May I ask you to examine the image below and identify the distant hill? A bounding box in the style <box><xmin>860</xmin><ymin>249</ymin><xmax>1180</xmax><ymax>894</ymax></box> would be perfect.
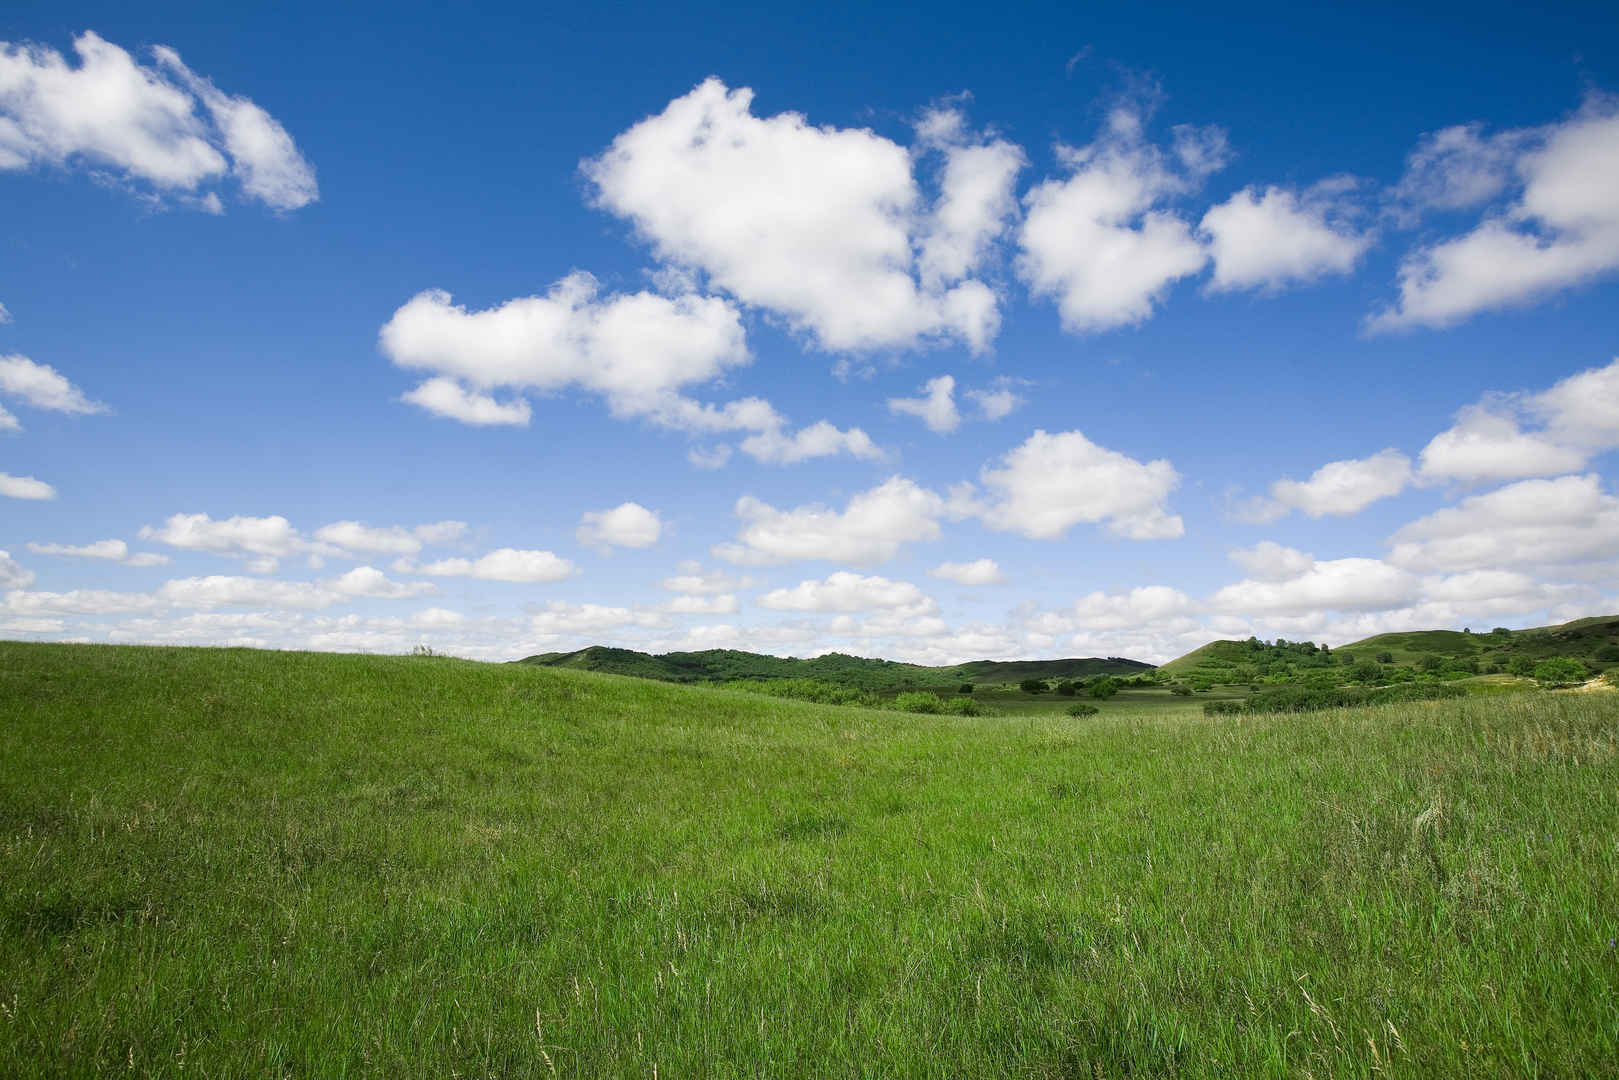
<box><xmin>516</xmin><ymin>646</ymin><xmax>1152</xmax><ymax>691</ymax></box>
<box><xmin>1340</xmin><ymin>614</ymin><xmax>1619</xmax><ymax>667</ymax></box>
<box><xmin>1162</xmin><ymin>614</ymin><xmax>1619</xmax><ymax>680</ymax></box>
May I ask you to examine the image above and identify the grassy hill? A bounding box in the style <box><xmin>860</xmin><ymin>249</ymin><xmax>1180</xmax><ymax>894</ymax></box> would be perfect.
<box><xmin>1162</xmin><ymin>613</ymin><xmax>1619</xmax><ymax>682</ymax></box>
<box><xmin>518</xmin><ymin>644</ymin><xmax>1152</xmax><ymax>690</ymax></box>
<box><xmin>1342</xmin><ymin>614</ymin><xmax>1619</xmax><ymax>667</ymax></box>
<box><xmin>2</xmin><ymin>640</ymin><xmax>1616</xmax><ymax>1076</ymax></box>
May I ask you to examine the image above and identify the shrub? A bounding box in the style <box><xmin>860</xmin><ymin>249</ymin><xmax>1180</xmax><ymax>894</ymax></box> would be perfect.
<box><xmin>941</xmin><ymin>696</ymin><xmax>984</xmax><ymax>716</ymax></box>
<box><xmin>721</xmin><ymin>679</ymin><xmax>882</xmax><ymax>708</ymax></box>
<box><xmin>1533</xmin><ymin>657</ymin><xmax>1588</xmax><ymax>684</ymax></box>
<box><xmin>1088</xmin><ymin>677</ymin><xmax>1119</xmax><ymax>700</ymax></box>
<box><xmin>1202</xmin><ymin>700</ymin><xmax>1244</xmax><ymax>715</ymax></box>
<box><xmin>1055</xmin><ymin>681</ymin><xmax>1077</xmax><ymax>696</ymax></box>
<box><xmin>1376</xmin><ymin>652</ymin><xmax>1395</xmax><ymax>664</ymax></box>
<box><xmin>958</xmin><ymin>683</ymin><xmax>975</xmax><ymax>694</ymax></box>
<box><xmin>1508</xmin><ymin>656</ymin><xmax>1536</xmax><ymax>677</ymax></box>
<box><xmin>1205</xmin><ymin>683</ymin><xmax>1465</xmax><ymax>716</ymax></box>
<box><xmin>1170</xmin><ymin>685</ymin><xmax>1193</xmax><ymax>696</ymax></box>
<box><xmin>893</xmin><ymin>691</ymin><xmax>945</xmax><ymax>714</ymax></box>
<box><xmin>1066</xmin><ymin>703</ymin><xmax>1099</xmax><ymax>717</ymax></box>
<box><xmin>1018</xmin><ymin>679</ymin><xmax>1047</xmax><ymax>694</ymax></box>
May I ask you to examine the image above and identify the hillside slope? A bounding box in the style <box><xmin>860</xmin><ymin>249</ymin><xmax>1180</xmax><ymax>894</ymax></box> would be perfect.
<box><xmin>1163</xmin><ymin>614</ymin><xmax>1619</xmax><ymax>680</ymax></box>
<box><xmin>1</xmin><ymin>641</ymin><xmax>1614</xmax><ymax>1076</ymax></box>
<box><xmin>517</xmin><ymin>645</ymin><xmax>1152</xmax><ymax>689</ymax></box>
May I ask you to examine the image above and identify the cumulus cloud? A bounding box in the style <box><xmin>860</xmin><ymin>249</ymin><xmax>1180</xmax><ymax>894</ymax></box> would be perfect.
<box><xmin>577</xmin><ymin>502</ymin><xmax>662</xmax><ymax>550</ymax></box>
<box><xmin>964</xmin><ymin>378</ymin><xmax>1025</xmax><ymax>421</ymax></box>
<box><xmin>1200</xmin><ymin>180</ymin><xmax>1371</xmax><ymax>292</ymax></box>
<box><xmin>584</xmin><ymin>78</ymin><xmax>1008</xmax><ymax>353</ymax></box>
<box><xmin>1372</xmin><ymin>97</ymin><xmax>1619</xmax><ymax>330</ymax></box>
<box><xmin>1417</xmin><ymin>358</ymin><xmax>1619</xmax><ymax>483</ymax></box>
<box><xmin>150</xmin><ymin>46</ymin><xmax>318</xmax><ymax>211</ymax></box>
<box><xmin>26</xmin><ymin>538</ymin><xmax>168</xmax><ymax>566</ymax></box>
<box><xmin>1228</xmin><ymin>541</ymin><xmax>1317</xmax><ymax>582</ymax></box>
<box><xmin>0</xmin><ymin>472</ymin><xmax>55</xmax><ymax>499</ymax></box>
<box><xmin>1390</xmin><ymin>122</ymin><xmax>1535</xmax><ymax>218</ymax></box>
<box><xmin>0</xmin><ymin>549</ymin><xmax>33</xmax><ymax>588</ymax></box>
<box><xmin>1211</xmin><ymin>556</ymin><xmax>1419</xmax><ymax>615</ymax></box>
<box><xmin>715</xmin><ymin>476</ymin><xmax>947</xmax><ymax>566</ymax></box>
<box><xmin>0</xmin><ymin>301</ymin><xmax>10</xmax><ymax>324</ymax></box>
<box><xmin>661</xmin><ymin>564</ymin><xmax>750</xmax><ymax>595</ymax></box>
<box><xmin>399</xmin><ymin>377</ymin><xmax>532</xmax><ymax>427</ymax></box>
<box><xmin>663</xmin><ymin>593</ymin><xmax>739</xmax><ymax>615</ymax></box>
<box><xmin>736</xmin><ymin>420</ymin><xmax>884</xmax><ymax>464</ymax></box>
<box><xmin>759</xmin><ymin>571</ymin><xmax>938</xmax><ymax>616</ymax></box>
<box><xmin>928</xmin><ymin>558</ymin><xmax>1004</xmax><ymax>585</ymax></box>
<box><xmin>888</xmin><ymin>374</ymin><xmax>961</xmax><ymax>433</ymax></box>
<box><xmin>313</xmin><ymin>520</ymin><xmax>466</xmax><ymax>556</ymax></box>
<box><xmin>0</xmin><ymin>31</ymin><xmax>315</xmax><ymax>209</ymax></box>
<box><xmin>139</xmin><ymin>512</ymin><xmax>305</xmax><ymax>568</ymax></box>
<box><xmin>1017</xmin><ymin>102</ymin><xmax>1221</xmax><ymax>331</ymax></box>
<box><xmin>0</xmin><ymin>354</ymin><xmax>107</xmax><ymax>417</ymax></box>
<box><xmin>414</xmin><ymin>548</ymin><xmax>576</xmax><ymax>583</ymax></box>
<box><xmin>528</xmin><ymin>601</ymin><xmax>664</xmax><ymax>637</ymax></box>
<box><xmin>973</xmin><ymin>429</ymin><xmax>1183</xmax><ymax>540</ymax></box>
<box><xmin>1244</xmin><ymin>449</ymin><xmax>1413</xmax><ymax>521</ymax></box>
<box><xmin>1388</xmin><ymin>473</ymin><xmax>1619</xmax><ymax>572</ymax></box>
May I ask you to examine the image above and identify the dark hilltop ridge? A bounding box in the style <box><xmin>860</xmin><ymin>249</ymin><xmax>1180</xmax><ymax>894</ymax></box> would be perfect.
<box><xmin>519</xmin><ymin>614</ymin><xmax>1619</xmax><ymax>694</ymax></box>
<box><xmin>516</xmin><ymin>646</ymin><xmax>1152</xmax><ymax>691</ymax></box>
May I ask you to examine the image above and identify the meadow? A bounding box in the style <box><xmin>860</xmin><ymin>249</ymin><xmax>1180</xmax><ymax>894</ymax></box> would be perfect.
<box><xmin>2</xmin><ymin>641</ymin><xmax>1616</xmax><ymax>1077</ymax></box>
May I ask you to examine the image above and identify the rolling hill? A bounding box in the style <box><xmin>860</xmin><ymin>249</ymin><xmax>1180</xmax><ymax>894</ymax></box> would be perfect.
<box><xmin>517</xmin><ymin>645</ymin><xmax>1153</xmax><ymax>690</ymax></box>
<box><xmin>1161</xmin><ymin>614</ymin><xmax>1619</xmax><ymax>681</ymax></box>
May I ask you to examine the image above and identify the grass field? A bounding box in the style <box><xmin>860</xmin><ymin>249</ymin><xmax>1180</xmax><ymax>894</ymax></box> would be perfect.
<box><xmin>2</xmin><ymin>641</ymin><xmax>1616</xmax><ymax>1077</ymax></box>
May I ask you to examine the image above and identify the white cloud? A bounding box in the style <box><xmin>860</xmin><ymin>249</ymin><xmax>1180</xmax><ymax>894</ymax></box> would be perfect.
<box><xmin>759</xmin><ymin>571</ymin><xmax>938</xmax><ymax>616</ymax></box>
<box><xmin>25</xmin><ymin>538</ymin><xmax>168</xmax><ymax>566</ymax></box>
<box><xmin>313</xmin><ymin>520</ymin><xmax>466</xmax><ymax>556</ymax></box>
<box><xmin>577</xmin><ymin>502</ymin><xmax>662</xmax><ymax>550</ymax></box>
<box><xmin>415</xmin><ymin>548</ymin><xmax>576</xmax><ymax>583</ymax></box>
<box><xmin>0</xmin><ymin>31</ymin><xmax>315</xmax><ymax>209</ymax></box>
<box><xmin>400</xmin><ymin>377</ymin><xmax>532</xmax><ymax>426</ymax></box>
<box><xmin>329</xmin><ymin>566</ymin><xmax>436</xmax><ymax>600</ymax></box>
<box><xmin>1212</xmin><ymin>557</ymin><xmax>1419</xmax><ymax>615</ymax></box>
<box><xmin>0</xmin><ymin>354</ymin><xmax>107</xmax><ymax>415</ymax></box>
<box><xmin>1417</xmin><ymin>358</ymin><xmax>1619</xmax><ymax>482</ymax></box>
<box><xmin>663</xmin><ymin>593</ymin><xmax>739</xmax><ymax>615</ymax></box>
<box><xmin>0</xmin><ymin>301</ymin><xmax>10</xmax><ymax>324</ymax></box>
<box><xmin>1200</xmin><ymin>181</ymin><xmax>1371</xmax><ymax>292</ymax></box>
<box><xmin>1390</xmin><ymin>122</ymin><xmax>1534</xmax><ymax>217</ymax></box>
<box><xmin>736</xmin><ymin>420</ymin><xmax>884</xmax><ymax>464</ymax></box>
<box><xmin>974</xmin><ymin>429</ymin><xmax>1183</xmax><ymax>540</ymax></box>
<box><xmin>382</xmin><ymin>273</ymin><xmax>749</xmax><ymax>426</ymax></box>
<box><xmin>1228</xmin><ymin>541</ymin><xmax>1316</xmax><ymax>582</ymax></box>
<box><xmin>1017</xmin><ymin>104</ymin><xmax>1219</xmax><ymax>331</ymax></box>
<box><xmin>0</xmin><ymin>403</ymin><xmax>16</xmax><ymax>432</ymax></box>
<box><xmin>1373</xmin><ymin>98</ymin><xmax>1619</xmax><ymax>330</ymax></box>
<box><xmin>4</xmin><ymin>588</ymin><xmax>158</xmax><ymax>616</ymax></box>
<box><xmin>156</xmin><ymin>576</ymin><xmax>339</xmax><ymax>611</ymax></box>
<box><xmin>139</xmin><ymin>512</ymin><xmax>304</xmax><ymax>565</ymax></box>
<box><xmin>714</xmin><ymin>476</ymin><xmax>946</xmax><ymax>566</ymax></box>
<box><xmin>584</xmin><ymin>78</ymin><xmax>1007</xmax><ymax>353</ymax></box>
<box><xmin>964</xmin><ymin>379</ymin><xmax>1024</xmax><ymax>421</ymax></box>
<box><xmin>1071</xmin><ymin>585</ymin><xmax>1197</xmax><ymax>629</ymax></box>
<box><xmin>1388</xmin><ymin>473</ymin><xmax>1619</xmax><ymax>572</ymax></box>
<box><xmin>1249</xmin><ymin>448</ymin><xmax>1413</xmax><ymax>520</ymax></box>
<box><xmin>0</xmin><ymin>472</ymin><xmax>54</xmax><ymax>499</ymax></box>
<box><xmin>151</xmin><ymin>46</ymin><xmax>318</xmax><ymax>211</ymax></box>
<box><xmin>928</xmin><ymin>558</ymin><xmax>1004</xmax><ymax>585</ymax></box>
<box><xmin>915</xmin><ymin>106</ymin><xmax>1025</xmax><ymax>290</ymax></box>
<box><xmin>0</xmin><ymin>549</ymin><xmax>33</xmax><ymax>588</ymax></box>
<box><xmin>661</xmin><ymin>566</ymin><xmax>750</xmax><ymax>595</ymax></box>
<box><xmin>888</xmin><ymin>374</ymin><xmax>961</xmax><ymax>434</ymax></box>
<box><xmin>528</xmin><ymin>601</ymin><xmax>663</xmax><ymax>637</ymax></box>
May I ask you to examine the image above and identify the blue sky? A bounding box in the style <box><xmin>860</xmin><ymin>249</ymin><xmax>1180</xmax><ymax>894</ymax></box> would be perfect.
<box><xmin>2</xmin><ymin>1</ymin><xmax>1617</xmax><ymax>663</ymax></box>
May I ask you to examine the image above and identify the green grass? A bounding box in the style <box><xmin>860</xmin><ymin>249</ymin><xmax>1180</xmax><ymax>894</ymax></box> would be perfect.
<box><xmin>2</xmin><ymin>641</ymin><xmax>1617</xmax><ymax>1077</ymax></box>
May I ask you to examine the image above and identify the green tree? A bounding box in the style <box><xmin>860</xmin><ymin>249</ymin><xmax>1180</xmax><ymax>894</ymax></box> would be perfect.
<box><xmin>958</xmin><ymin>683</ymin><xmax>974</xmax><ymax>694</ymax></box>
<box><xmin>1089</xmin><ymin>677</ymin><xmax>1119</xmax><ymax>700</ymax></box>
<box><xmin>1018</xmin><ymin>678</ymin><xmax>1047</xmax><ymax>694</ymax></box>
<box><xmin>1376</xmin><ymin>651</ymin><xmax>1395</xmax><ymax>664</ymax></box>
<box><xmin>1533</xmin><ymin>657</ymin><xmax>1587</xmax><ymax>683</ymax></box>
<box><xmin>1508</xmin><ymin>656</ymin><xmax>1536</xmax><ymax>677</ymax></box>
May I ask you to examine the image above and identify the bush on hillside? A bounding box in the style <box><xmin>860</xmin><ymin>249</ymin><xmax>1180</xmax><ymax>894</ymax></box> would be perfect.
<box><xmin>1089</xmin><ymin>677</ymin><xmax>1119</xmax><ymax>700</ymax></box>
<box><xmin>1067</xmin><ymin>703</ymin><xmax>1099</xmax><ymax>717</ymax></box>
<box><xmin>1203</xmin><ymin>682</ymin><xmax>1466</xmax><ymax>717</ymax></box>
<box><xmin>1533</xmin><ymin>657</ymin><xmax>1588</xmax><ymax>684</ymax></box>
<box><xmin>1170</xmin><ymin>685</ymin><xmax>1193</xmax><ymax>696</ymax></box>
<box><xmin>893</xmin><ymin>691</ymin><xmax>945</xmax><ymax>714</ymax></box>
<box><xmin>1018</xmin><ymin>678</ymin><xmax>1048</xmax><ymax>694</ymax></box>
<box><xmin>958</xmin><ymin>683</ymin><xmax>975</xmax><ymax>694</ymax></box>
